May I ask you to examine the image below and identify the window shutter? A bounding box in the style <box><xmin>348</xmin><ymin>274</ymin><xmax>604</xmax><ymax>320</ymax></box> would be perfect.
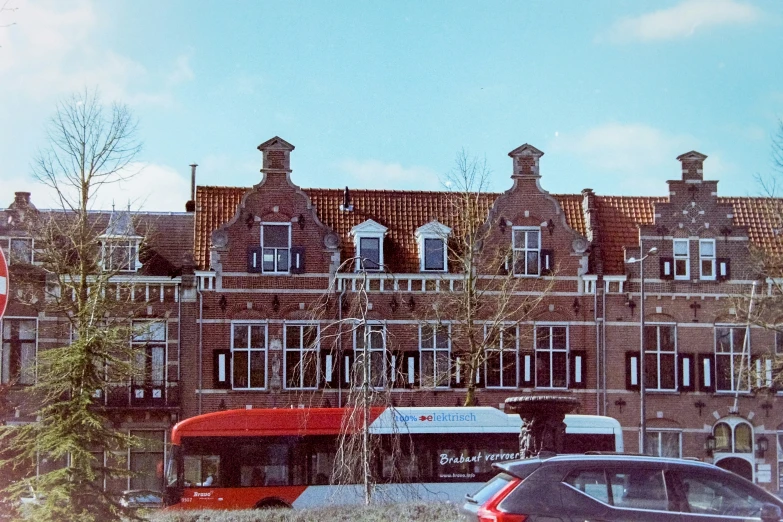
<box><xmin>290</xmin><ymin>246</ymin><xmax>305</xmax><ymax>274</ymax></box>
<box><xmin>405</xmin><ymin>352</ymin><xmax>419</xmax><ymax>388</ymax></box>
<box><xmin>213</xmin><ymin>349</ymin><xmax>230</xmax><ymax>389</ymax></box>
<box><xmin>452</xmin><ymin>356</ymin><xmax>466</xmax><ymax>388</ymax></box>
<box><xmin>540</xmin><ymin>249</ymin><xmax>554</xmax><ymax>275</ymax></box>
<box><xmin>716</xmin><ymin>258</ymin><xmax>731</xmax><ymax>282</ymax></box>
<box><xmin>570</xmin><ymin>350</ymin><xmax>586</xmax><ymax>389</ymax></box>
<box><xmin>342</xmin><ymin>350</ymin><xmax>354</xmax><ymax>385</ymax></box>
<box><xmin>320</xmin><ymin>349</ymin><xmax>337</xmax><ymax>388</ymax></box>
<box><xmin>679</xmin><ymin>353</ymin><xmax>695</xmax><ymax>392</ymax></box>
<box><xmin>521</xmin><ymin>353</ymin><xmax>534</xmax><ymax>387</ymax></box>
<box><xmin>474</xmin><ymin>361</ymin><xmax>485</xmax><ymax>389</ymax></box>
<box><xmin>698</xmin><ymin>354</ymin><xmax>715</xmax><ymax>393</ymax></box>
<box><xmin>626</xmin><ymin>351</ymin><xmax>640</xmax><ymax>391</ymax></box>
<box><xmin>660</xmin><ymin>257</ymin><xmax>674</xmax><ymax>280</ymax></box>
<box><xmin>247</xmin><ymin>246</ymin><xmax>263</xmax><ymax>273</ymax></box>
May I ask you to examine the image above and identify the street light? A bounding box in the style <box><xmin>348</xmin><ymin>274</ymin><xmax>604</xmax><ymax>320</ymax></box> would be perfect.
<box><xmin>627</xmin><ymin>244</ymin><xmax>658</xmax><ymax>454</ymax></box>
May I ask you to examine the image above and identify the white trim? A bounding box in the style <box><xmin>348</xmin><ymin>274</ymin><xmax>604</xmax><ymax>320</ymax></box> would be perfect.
<box><xmin>673</xmin><ymin>238</ymin><xmax>690</xmax><ymax>280</ymax></box>
<box><xmin>260</xmin><ymin>222</ymin><xmax>292</xmax><ymax>274</ymax></box>
<box><xmin>415</xmin><ymin>221</ymin><xmax>451</xmax><ymax>273</ymax></box>
<box><xmin>699</xmin><ymin>238</ymin><xmax>716</xmax><ymax>280</ymax></box>
<box><xmin>282</xmin><ymin>322</ymin><xmax>320</xmax><ymax>390</ymax></box>
<box><xmin>230</xmin><ymin>321</ymin><xmax>268</xmax><ymax>390</ymax></box>
<box><xmin>512</xmin><ymin>226</ymin><xmax>542</xmax><ymax>277</ymax></box>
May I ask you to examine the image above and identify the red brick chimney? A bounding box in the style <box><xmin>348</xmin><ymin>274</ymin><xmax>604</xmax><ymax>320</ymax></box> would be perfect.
<box><xmin>257</xmin><ymin>136</ymin><xmax>295</xmax><ymax>175</ymax></box>
<box><xmin>508</xmin><ymin>144</ymin><xmax>544</xmax><ymax>179</ymax></box>
<box><xmin>676</xmin><ymin>151</ymin><xmax>707</xmax><ymax>181</ymax></box>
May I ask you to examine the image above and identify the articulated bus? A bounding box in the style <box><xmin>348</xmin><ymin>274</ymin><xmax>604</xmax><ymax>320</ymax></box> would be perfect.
<box><xmin>164</xmin><ymin>407</ymin><xmax>622</xmax><ymax>510</ymax></box>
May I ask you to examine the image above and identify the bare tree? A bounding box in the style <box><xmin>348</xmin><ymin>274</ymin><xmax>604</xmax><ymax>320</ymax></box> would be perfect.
<box><xmin>0</xmin><ymin>88</ymin><xmax>148</xmax><ymax>522</ymax></box>
<box><xmin>428</xmin><ymin>151</ymin><xmax>553</xmax><ymax>406</ymax></box>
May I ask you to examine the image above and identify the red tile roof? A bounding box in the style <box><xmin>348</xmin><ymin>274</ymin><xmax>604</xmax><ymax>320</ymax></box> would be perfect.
<box><xmin>194</xmin><ymin>186</ymin><xmax>783</xmax><ymax>275</ymax></box>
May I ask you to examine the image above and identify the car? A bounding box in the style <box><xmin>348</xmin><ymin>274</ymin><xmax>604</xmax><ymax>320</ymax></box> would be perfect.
<box><xmin>462</xmin><ymin>453</ymin><xmax>783</xmax><ymax>521</ymax></box>
<box><xmin>119</xmin><ymin>489</ymin><xmax>164</xmax><ymax>510</ymax></box>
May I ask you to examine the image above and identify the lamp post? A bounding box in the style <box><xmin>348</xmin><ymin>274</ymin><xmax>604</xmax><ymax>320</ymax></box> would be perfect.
<box><xmin>627</xmin><ymin>244</ymin><xmax>658</xmax><ymax>454</ymax></box>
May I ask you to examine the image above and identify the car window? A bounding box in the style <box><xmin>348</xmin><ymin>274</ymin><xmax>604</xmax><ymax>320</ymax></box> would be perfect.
<box><xmin>469</xmin><ymin>473</ymin><xmax>516</xmax><ymax>506</ymax></box>
<box><xmin>565</xmin><ymin>469</ymin><xmax>609</xmax><ymax>504</ymax></box>
<box><xmin>676</xmin><ymin>471</ymin><xmax>766</xmax><ymax>518</ymax></box>
<box><xmin>608</xmin><ymin>469</ymin><xmax>669</xmax><ymax>511</ymax></box>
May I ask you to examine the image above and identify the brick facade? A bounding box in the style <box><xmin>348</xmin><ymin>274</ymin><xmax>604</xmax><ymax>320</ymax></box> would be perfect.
<box><xmin>3</xmin><ymin>136</ymin><xmax>783</xmax><ymax>493</ymax></box>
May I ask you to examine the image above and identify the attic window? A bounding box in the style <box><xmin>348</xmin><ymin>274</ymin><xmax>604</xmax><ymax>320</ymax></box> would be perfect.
<box><xmin>350</xmin><ymin>219</ymin><xmax>388</xmax><ymax>273</ymax></box>
<box><xmin>415</xmin><ymin>220</ymin><xmax>451</xmax><ymax>273</ymax></box>
<box><xmin>102</xmin><ymin>239</ymin><xmax>140</xmax><ymax>272</ymax></box>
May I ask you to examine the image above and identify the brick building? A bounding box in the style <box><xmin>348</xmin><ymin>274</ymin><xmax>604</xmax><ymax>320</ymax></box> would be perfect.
<box><xmin>3</xmin><ymin>136</ymin><xmax>783</xmax><ymax>492</ymax></box>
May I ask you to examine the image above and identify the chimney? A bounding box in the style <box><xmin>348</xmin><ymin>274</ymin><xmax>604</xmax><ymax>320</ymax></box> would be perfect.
<box><xmin>186</xmin><ymin>164</ymin><xmax>197</xmax><ymax>212</ymax></box>
<box><xmin>676</xmin><ymin>151</ymin><xmax>707</xmax><ymax>181</ymax></box>
<box><xmin>508</xmin><ymin>144</ymin><xmax>544</xmax><ymax>179</ymax></box>
<box><xmin>13</xmin><ymin>192</ymin><xmax>31</xmax><ymax>207</ymax></box>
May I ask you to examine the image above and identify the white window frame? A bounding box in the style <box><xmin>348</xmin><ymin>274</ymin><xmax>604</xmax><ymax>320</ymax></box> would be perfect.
<box><xmin>101</xmin><ymin>237</ymin><xmax>141</xmax><ymax>272</ymax></box>
<box><xmin>534</xmin><ymin>324</ymin><xmax>569</xmax><ymax>389</ymax></box>
<box><xmin>415</xmin><ymin>221</ymin><xmax>451</xmax><ymax>272</ymax></box>
<box><xmin>283</xmin><ymin>323</ymin><xmax>320</xmax><ymax>390</ymax></box>
<box><xmin>6</xmin><ymin>237</ymin><xmax>34</xmax><ymax>265</ymax></box>
<box><xmin>353</xmin><ymin>323</ymin><xmax>387</xmax><ymax>388</ymax></box>
<box><xmin>484</xmin><ymin>324</ymin><xmax>518</xmax><ymax>388</ymax></box>
<box><xmin>1</xmin><ymin>317</ymin><xmax>38</xmax><ymax>385</ymax></box>
<box><xmin>512</xmin><ymin>227</ymin><xmax>541</xmax><ymax>277</ymax></box>
<box><xmin>714</xmin><ymin>325</ymin><xmax>750</xmax><ymax>393</ymax></box>
<box><xmin>350</xmin><ymin>220</ymin><xmax>388</xmax><ymax>273</ymax></box>
<box><xmin>673</xmin><ymin>239</ymin><xmax>690</xmax><ymax>280</ymax></box>
<box><xmin>230</xmin><ymin>321</ymin><xmax>268</xmax><ymax>390</ymax></box>
<box><xmin>699</xmin><ymin>239</ymin><xmax>716</xmax><ymax>280</ymax></box>
<box><xmin>260</xmin><ymin>223</ymin><xmax>291</xmax><ymax>274</ymax></box>
<box><xmin>131</xmin><ymin>320</ymin><xmax>167</xmax><ymax>388</ymax></box>
<box><xmin>419</xmin><ymin>323</ymin><xmax>451</xmax><ymax>388</ymax></box>
<box><xmin>644</xmin><ymin>323</ymin><xmax>677</xmax><ymax>391</ymax></box>
<box><xmin>645</xmin><ymin>430</ymin><xmax>682</xmax><ymax>458</ymax></box>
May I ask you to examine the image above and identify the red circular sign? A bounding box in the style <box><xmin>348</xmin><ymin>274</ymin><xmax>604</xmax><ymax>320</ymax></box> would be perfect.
<box><xmin>0</xmin><ymin>247</ymin><xmax>8</xmax><ymax>319</ymax></box>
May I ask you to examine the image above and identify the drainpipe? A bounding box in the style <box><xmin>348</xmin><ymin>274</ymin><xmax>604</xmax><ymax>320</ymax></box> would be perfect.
<box><xmin>601</xmin><ymin>288</ymin><xmax>607</xmax><ymax>415</ymax></box>
<box><xmin>594</xmin><ymin>284</ymin><xmax>601</xmax><ymax>415</ymax></box>
<box><xmin>198</xmin><ymin>285</ymin><xmax>203</xmax><ymax>415</ymax></box>
<box><xmin>337</xmin><ymin>284</ymin><xmax>346</xmax><ymax>408</ymax></box>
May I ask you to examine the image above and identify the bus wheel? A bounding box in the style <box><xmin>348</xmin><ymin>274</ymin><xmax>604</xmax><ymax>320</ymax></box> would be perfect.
<box><xmin>255</xmin><ymin>498</ymin><xmax>292</xmax><ymax>509</ymax></box>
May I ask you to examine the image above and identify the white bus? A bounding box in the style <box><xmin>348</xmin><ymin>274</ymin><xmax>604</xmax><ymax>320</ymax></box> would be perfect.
<box><xmin>165</xmin><ymin>406</ymin><xmax>623</xmax><ymax>509</ymax></box>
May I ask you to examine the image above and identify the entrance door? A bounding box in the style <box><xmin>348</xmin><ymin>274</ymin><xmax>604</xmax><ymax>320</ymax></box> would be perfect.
<box><xmin>715</xmin><ymin>457</ymin><xmax>753</xmax><ymax>481</ymax></box>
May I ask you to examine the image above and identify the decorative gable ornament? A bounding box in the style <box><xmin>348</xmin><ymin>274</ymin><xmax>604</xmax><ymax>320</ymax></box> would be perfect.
<box><xmin>98</xmin><ymin>207</ymin><xmax>143</xmax><ymax>272</ymax></box>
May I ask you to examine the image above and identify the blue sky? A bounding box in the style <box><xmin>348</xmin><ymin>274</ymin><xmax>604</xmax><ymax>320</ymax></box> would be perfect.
<box><xmin>1</xmin><ymin>0</ymin><xmax>782</xmax><ymax>211</ymax></box>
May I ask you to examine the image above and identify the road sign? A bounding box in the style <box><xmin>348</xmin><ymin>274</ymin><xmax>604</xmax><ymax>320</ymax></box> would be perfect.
<box><xmin>0</xmin><ymin>247</ymin><xmax>8</xmax><ymax>319</ymax></box>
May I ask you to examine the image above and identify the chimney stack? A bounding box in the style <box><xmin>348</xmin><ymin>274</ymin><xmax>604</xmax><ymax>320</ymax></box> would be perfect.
<box><xmin>186</xmin><ymin>164</ymin><xmax>197</xmax><ymax>212</ymax></box>
<box><xmin>676</xmin><ymin>151</ymin><xmax>707</xmax><ymax>182</ymax></box>
<box><xmin>508</xmin><ymin>144</ymin><xmax>544</xmax><ymax>179</ymax></box>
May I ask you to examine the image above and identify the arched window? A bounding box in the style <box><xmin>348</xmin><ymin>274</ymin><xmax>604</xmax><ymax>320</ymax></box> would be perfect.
<box><xmin>713</xmin><ymin>419</ymin><xmax>754</xmax><ymax>454</ymax></box>
<box><xmin>714</xmin><ymin>422</ymin><xmax>732</xmax><ymax>452</ymax></box>
<box><xmin>735</xmin><ymin>423</ymin><xmax>752</xmax><ymax>453</ymax></box>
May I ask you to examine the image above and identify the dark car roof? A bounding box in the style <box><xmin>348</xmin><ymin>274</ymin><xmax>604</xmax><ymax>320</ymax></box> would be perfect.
<box><xmin>495</xmin><ymin>454</ymin><xmax>720</xmax><ymax>480</ymax></box>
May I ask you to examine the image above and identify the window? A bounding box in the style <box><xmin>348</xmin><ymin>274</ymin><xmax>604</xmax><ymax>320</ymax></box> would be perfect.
<box><xmin>130</xmin><ymin>431</ymin><xmax>165</xmax><ymax>491</ymax></box>
<box><xmin>353</xmin><ymin>324</ymin><xmax>386</xmax><ymax>388</ymax></box>
<box><xmin>8</xmin><ymin>237</ymin><xmax>33</xmax><ymax>264</ymax></box>
<box><xmin>2</xmin><ymin>318</ymin><xmax>36</xmax><ymax>384</ymax></box>
<box><xmin>567</xmin><ymin>468</ymin><xmax>668</xmax><ymax>511</ymax></box>
<box><xmin>416</xmin><ymin>221</ymin><xmax>451</xmax><ymax>272</ymax></box>
<box><xmin>699</xmin><ymin>239</ymin><xmax>716</xmax><ymax>280</ymax></box>
<box><xmin>261</xmin><ymin>224</ymin><xmax>290</xmax><ymax>273</ymax></box>
<box><xmin>535</xmin><ymin>325</ymin><xmax>568</xmax><ymax>388</ymax></box>
<box><xmin>423</xmin><ymin>238</ymin><xmax>446</xmax><ymax>271</ymax></box>
<box><xmin>673</xmin><ymin>239</ymin><xmax>689</xmax><ymax>280</ymax></box>
<box><xmin>713</xmin><ymin>420</ymin><xmax>753</xmax><ymax>454</ymax></box>
<box><xmin>676</xmin><ymin>471</ymin><xmax>769</xmax><ymax>517</ymax></box>
<box><xmin>232</xmin><ymin>323</ymin><xmax>267</xmax><ymax>389</ymax></box>
<box><xmin>485</xmin><ymin>325</ymin><xmax>517</xmax><ymax>388</ymax></box>
<box><xmin>513</xmin><ymin>228</ymin><xmax>540</xmax><ymax>276</ymax></box>
<box><xmin>419</xmin><ymin>324</ymin><xmax>450</xmax><ymax>388</ymax></box>
<box><xmin>645</xmin><ymin>430</ymin><xmax>681</xmax><ymax>457</ymax></box>
<box><xmin>643</xmin><ymin>324</ymin><xmax>676</xmax><ymax>391</ymax></box>
<box><xmin>359</xmin><ymin>237</ymin><xmax>381</xmax><ymax>270</ymax></box>
<box><xmin>132</xmin><ymin>321</ymin><xmax>166</xmax><ymax>387</ymax></box>
<box><xmin>102</xmin><ymin>239</ymin><xmax>139</xmax><ymax>272</ymax></box>
<box><xmin>715</xmin><ymin>326</ymin><xmax>750</xmax><ymax>392</ymax></box>
<box><xmin>284</xmin><ymin>324</ymin><xmax>319</xmax><ymax>389</ymax></box>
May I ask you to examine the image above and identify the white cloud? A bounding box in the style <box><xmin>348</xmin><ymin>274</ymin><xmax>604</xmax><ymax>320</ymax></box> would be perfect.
<box><xmin>606</xmin><ymin>0</ymin><xmax>761</xmax><ymax>43</ymax></box>
<box><xmin>0</xmin><ymin>0</ymin><xmax>193</xmax><ymax>105</ymax></box>
<box><xmin>551</xmin><ymin>123</ymin><xmax>697</xmax><ymax>193</ymax></box>
<box><xmin>337</xmin><ymin>159</ymin><xmax>441</xmax><ymax>190</ymax></box>
<box><xmin>3</xmin><ymin>163</ymin><xmax>191</xmax><ymax>212</ymax></box>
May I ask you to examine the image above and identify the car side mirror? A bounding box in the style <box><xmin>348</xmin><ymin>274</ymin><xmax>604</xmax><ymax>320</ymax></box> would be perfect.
<box><xmin>761</xmin><ymin>503</ymin><xmax>782</xmax><ymax>522</ymax></box>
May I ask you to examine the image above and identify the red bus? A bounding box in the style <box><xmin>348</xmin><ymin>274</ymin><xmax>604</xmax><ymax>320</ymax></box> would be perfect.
<box><xmin>164</xmin><ymin>406</ymin><xmax>622</xmax><ymax>510</ymax></box>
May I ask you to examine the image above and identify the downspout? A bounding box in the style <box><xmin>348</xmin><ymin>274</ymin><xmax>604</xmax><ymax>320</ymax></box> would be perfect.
<box><xmin>198</xmin><ymin>285</ymin><xmax>203</xmax><ymax>416</ymax></box>
<box><xmin>601</xmin><ymin>287</ymin><xmax>607</xmax><ymax>415</ymax></box>
<box><xmin>338</xmin><ymin>284</ymin><xmax>346</xmax><ymax>408</ymax></box>
<box><xmin>594</xmin><ymin>283</ymin><xmax>601</xmax><ymax>415</ymax></box>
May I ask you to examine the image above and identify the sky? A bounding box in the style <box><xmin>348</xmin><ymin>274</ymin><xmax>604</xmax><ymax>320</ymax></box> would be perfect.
<box><xmin>0</xmin><ymin>0</ymin><xmax>782</xmax><ymax>212</ymax></box>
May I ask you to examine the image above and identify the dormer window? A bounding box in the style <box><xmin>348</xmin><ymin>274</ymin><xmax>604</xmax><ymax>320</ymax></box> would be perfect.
<box><xmin>350</xmin><ymin>220</ymin><xmax>388</xmax><ymax>272</ymax></box>
<box><xmin>102</xmin><ymin>239</ymin><xmax>141</xmax><ymax>272</ymax></box>
<box><xmin>261</xmin><ymin>223</ymin><xmax>291</xmax><ymax>273</ymax></box>
<box><xmin>415</xmin><ymin>221</ymin><xmax>451</xmax><ymax>272</ymax></box>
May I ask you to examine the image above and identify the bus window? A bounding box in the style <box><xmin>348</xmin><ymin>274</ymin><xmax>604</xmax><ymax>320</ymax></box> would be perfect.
<box><xmin>307</xmin><ymin>445</ymin><xmax>334</xmax><ymax>485</ymax></box>
<box><xmin>238</xmin><ymin>442</ymin><xmax>289</xmax><ymax>486</ymax></box>
<box><xmin>184</xmin><ymin>454</ymin><xmax>220</xmax><ymax>487</ymax></box>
